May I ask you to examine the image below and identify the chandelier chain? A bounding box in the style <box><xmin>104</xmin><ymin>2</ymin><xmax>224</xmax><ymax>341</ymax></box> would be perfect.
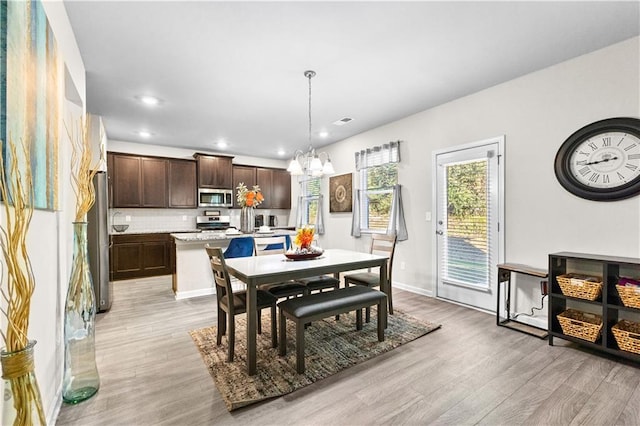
<box><xmin>308</xmin><ymin>71</ymin><xmax>312</xmax><ymax>145</ymax></box>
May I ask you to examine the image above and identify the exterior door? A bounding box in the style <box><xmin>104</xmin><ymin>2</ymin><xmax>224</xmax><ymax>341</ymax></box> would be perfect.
<box><xmin>433</xmin><ymin>137</ymin><xmax>504</xmax><ymax>311</ymax></box>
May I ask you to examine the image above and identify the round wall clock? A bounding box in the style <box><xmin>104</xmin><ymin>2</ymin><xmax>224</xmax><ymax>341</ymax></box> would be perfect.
<box><xmin>554</xmin><ymin>117</ymin><xmax>640</xmax><ymax>201</ymax></box>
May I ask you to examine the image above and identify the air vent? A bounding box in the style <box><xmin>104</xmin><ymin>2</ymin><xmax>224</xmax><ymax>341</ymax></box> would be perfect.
<box><xmin>333</xmin><ymin>117</ymin><xmax>353</xmax><ymax>126</ymax></box>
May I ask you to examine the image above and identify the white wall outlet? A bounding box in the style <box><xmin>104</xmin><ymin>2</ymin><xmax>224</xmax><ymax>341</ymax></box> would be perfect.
<box><xmin>400</xmin><ymin>261</ymin><xmax>406</xmax><ymax>270</ymax></box>
<box><xmin>182</xmin><ymin>215</ymin><xmax>187</xmax><ymax>221</ymax></box>
<box><xmin>425</xmin><ymin>211</ymin><xmax>432</xmax><ymax>221</ymax></box>
<box><xmin>125</xmin><ymin>215</ymin><xmax>131</xmax><ymax>222</ymax></box>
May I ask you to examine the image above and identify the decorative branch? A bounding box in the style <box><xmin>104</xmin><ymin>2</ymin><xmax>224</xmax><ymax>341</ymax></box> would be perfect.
<box><xmin>0</xmin><ymin>138</ymin><xmax>35</xmax><ymax>352</ymax></box>
<box><xmin>66</xmin><ymin>117</ymin><xmax>103</xmax><ymax>222</ymax></box>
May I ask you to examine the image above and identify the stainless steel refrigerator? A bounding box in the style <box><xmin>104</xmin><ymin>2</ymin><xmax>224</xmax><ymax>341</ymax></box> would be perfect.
<box><xmin>87</xmin><ymin>171</ymin><xmax>112</xmax><ymax>312</ymax></box>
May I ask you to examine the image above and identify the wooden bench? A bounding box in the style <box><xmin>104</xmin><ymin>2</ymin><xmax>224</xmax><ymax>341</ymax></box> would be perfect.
<box><xmin>278</xmin><ymin>286</ymin><xmax>387</xmax><ymax>374</ymax></box>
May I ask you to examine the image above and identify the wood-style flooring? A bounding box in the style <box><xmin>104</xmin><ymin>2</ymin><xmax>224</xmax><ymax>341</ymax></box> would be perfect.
<box><xmin>56</xmin><ymin>276</ymin><xmax>640</xmax><ymax>425</ymax></box>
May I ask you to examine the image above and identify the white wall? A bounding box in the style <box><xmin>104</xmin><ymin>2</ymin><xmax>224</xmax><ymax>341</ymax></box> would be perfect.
<box><xmin>19</xmin><ymin>2</ymin><xmax>86</xmax><ymax>424</ymax></box>
<box><xmin>319</xmin><ymin>37</ymin><xmax>640</xmax><ymax>324</ymax></box>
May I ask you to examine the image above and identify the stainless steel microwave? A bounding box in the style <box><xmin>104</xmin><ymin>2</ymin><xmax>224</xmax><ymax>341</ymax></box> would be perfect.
<box><xmin>198</xmin><ymin>188</ymin><xmax>233</xmax><ymax>208</ymax></box>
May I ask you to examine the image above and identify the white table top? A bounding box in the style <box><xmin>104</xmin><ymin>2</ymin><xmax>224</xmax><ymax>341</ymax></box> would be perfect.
<box><xmin>224</xmin><ymin>248</ymin><xmax>387</xmax><ymax>285</ymax></box>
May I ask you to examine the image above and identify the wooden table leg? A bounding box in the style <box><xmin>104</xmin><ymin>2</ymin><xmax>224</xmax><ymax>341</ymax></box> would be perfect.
<box><xmin>246</xmin><ymin>278</ymin><xmax>257</xmax><ymax>375</ymax></box>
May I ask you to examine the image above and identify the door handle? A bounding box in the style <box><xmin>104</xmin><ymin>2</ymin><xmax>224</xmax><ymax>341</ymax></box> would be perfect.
<box><xmin>436</xmin><ymin>230</ymin><xmax>443</xmax><ymax>235</ymax></box>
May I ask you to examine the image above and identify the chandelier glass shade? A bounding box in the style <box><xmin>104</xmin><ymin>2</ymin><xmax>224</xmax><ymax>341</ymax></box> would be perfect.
<box><xmin>287</xmin><ymin>70</ymin><xmax>334</xmax><ymax>177</ymax></box>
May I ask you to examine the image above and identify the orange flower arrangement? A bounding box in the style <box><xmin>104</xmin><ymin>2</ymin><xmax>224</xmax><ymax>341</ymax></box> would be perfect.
<box><xmin>236</xmin><ymin>182</ymin><xmax>264</xmax><ymax>207</ymax></box>
<box><xmin>295</xmin><ymin>226</ymin><xmax>315</xmax><ymax>250</ymax></box>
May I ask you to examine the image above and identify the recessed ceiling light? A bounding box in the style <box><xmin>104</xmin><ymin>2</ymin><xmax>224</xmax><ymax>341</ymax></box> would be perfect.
<box><xmin>333</xmin><ymin>117</ymin><xmax>353</xmax><ymax>126</ymax></box>
<box><xmin>137</xmin><ymin>130</ymin><xmax>153</xmax><ymax>138</ymax></box>
<box><xmin>318</xmin><ymin>131</ymin><xmax>329</xmax><ymax>138</ymax></box>
<box><xmin>217</xmin><ymin>140</ymin><xmax>228</xmax><ymax>149</ymax></box>
<box><xmin>277</xmin><ymin>149</ymin><xmax>286</xmax><ymax>156</ymax></box>
<box><xmin>135</xmin><ymin>95</ymin><xmax>162</xmax><ymax>106</ymax></box>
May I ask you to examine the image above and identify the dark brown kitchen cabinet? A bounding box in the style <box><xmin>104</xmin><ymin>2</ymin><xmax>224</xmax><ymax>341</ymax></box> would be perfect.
<box><xmin>232</xmin><ymin>165</ymin><xmax>257</xmax><ymax>208</ymax></box>
<box><xmin>110</xmin><ymin>233</ymin><xmax>172</xmax><ymax>280</ymax></box>
<box><xmin>270</xmin><ymin>168</ymin><xmax>291</xmax><ymax>209</ymax></box>
<box><xmin>168</xmin><ymin>159</ymin><xmax>197</xmax><ymax>208</ymax></box>
<box><xmin>256</xmin><ymin>168</ymin><xmax>273</xmax><ymax>209</ymax></box>
<box><xmin>256</xmin><ymin>167</ymin><xmax>291</xmax><ymax>209</ymax></box>
<box><xmin>110</xmin><ymin>153</ymin><xmax>142</xmax><ymax>208</ymax></box>
<box><xmin>232</xmin><ymin>165</ymin><xmax>291</xmax><ymax>209</ymax></box>
<box><xmin>108</xmin><ymin>152</ymin><xmax>168</xmax><ymax>208</ymax></box>
<box><xmin>141</xmin><ymin>157</ymin><xmax>168</xmax><ymax>207</ymax></box>
<box><xmin>195</xmin><ymin>153</ymin><xmax>233</xmax><ymax>189</ymax></box>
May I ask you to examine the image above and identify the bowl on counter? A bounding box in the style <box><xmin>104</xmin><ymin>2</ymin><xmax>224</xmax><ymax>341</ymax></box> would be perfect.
<box><xmin>112</xmin><ymin>224</ymin><xmax>129</xmax><ymax>233</ymax></box>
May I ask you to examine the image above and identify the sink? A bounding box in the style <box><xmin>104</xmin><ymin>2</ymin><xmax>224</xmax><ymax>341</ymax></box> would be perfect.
<box><xmin>112</xmin><ymin>224</ymin><xmax>129</xmax><ymax>232</ymax></box>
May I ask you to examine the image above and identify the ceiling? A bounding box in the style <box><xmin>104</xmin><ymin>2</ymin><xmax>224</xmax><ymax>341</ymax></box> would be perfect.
<box><xmin>64</xmin><ymin>1</ymin><xmax>640</xmax><ymax>160</ymax></box>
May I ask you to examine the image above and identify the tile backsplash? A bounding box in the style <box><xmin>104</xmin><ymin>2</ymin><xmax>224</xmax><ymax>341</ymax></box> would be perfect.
<box><xmin>108</xmin><ymin>208</ymin><xmax>290</xmax><ymax>234</ymax></box>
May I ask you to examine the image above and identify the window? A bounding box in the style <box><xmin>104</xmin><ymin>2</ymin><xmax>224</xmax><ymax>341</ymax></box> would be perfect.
<box><xmin>299</xmin><ymin>177</ymin><xmax>320</xmax><ymax>226</ymax></box>
<box><xmin>359</xmin><ymin>163</ymin><xmax>398</xmax><ymax>232</ymax></box>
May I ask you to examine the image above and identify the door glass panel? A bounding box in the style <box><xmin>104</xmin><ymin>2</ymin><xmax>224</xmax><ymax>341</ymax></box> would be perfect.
<box><xmin>443</xmin><ymin>159</ymin><xmax>489</xmax><ymax>288</ymax></box>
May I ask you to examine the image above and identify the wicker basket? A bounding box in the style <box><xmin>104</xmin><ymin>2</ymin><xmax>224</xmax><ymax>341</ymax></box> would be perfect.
<box><xmin>556</xmin><ymin>273</ymin><xmax>602</xmax><ymax>300</ymax></box>
<box><xmin>612</xmin><ymin>320</ymin><xmax>640</xmax><ymax>354</ymax></box>
<box><xmin>616</xmin><ymin>285</ymin><xmax>640</xmax><ymax>309</ymax></box>
<box><xmin>557</xmin><ymin>309</ymin><xmax>603</xmax><ymax>342</ymax></box>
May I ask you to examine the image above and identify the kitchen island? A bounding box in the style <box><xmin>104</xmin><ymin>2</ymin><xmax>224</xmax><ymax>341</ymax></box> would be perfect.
<box><xmin>171</xmin><ymin>230</ymin><xmax>295</xmax><ymax>299</ymax></box>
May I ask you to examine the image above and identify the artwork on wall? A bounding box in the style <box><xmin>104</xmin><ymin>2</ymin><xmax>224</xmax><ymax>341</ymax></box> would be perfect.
<box><xmin>329</xmin><ymin>173</ymin><xmax>352</xmax><ymax>213</ymax></box>
<box><xmin>1</xmin><ymin>0</ymin><xmax>61</xmax><ymax>210</ymax></box>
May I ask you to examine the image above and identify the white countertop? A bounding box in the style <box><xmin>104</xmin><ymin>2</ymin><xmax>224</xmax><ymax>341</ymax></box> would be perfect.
<box><xmin>171</xmin><ymin>229</ymin><xmax>296</xmax><ymax>242</ymax></box>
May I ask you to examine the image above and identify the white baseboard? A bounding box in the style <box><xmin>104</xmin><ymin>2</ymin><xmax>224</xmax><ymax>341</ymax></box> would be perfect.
<box><xmin>508</xmin><ymin>313</ymin><xmax>547</xmax><ymax>330</ymax></box>
<box><xmin>393</xmin><ymin>281</ymin><xmax>433</xmax><ymax>298</ymax></box>
<box><xmin>47</xmin><ymin>385</ymin><xmax>62</xmax><ymax>426</ymax></box>
<box><xmin>174</xmin><ymin>288</ymin><xmax>215</xmax><ymax>300</ymax></box>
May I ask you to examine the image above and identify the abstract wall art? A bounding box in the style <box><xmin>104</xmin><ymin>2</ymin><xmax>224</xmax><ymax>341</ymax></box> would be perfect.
<box><xmin>1</xmin><ymin>0</ymin><xmax>61</xmax><ymax>210</ymax></box>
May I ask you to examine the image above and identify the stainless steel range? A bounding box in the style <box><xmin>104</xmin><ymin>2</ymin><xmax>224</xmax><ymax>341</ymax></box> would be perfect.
<box><xmin>196</xmin><ymin>215</ymin><xmax>231</xmax><ymax>231</ymax></box>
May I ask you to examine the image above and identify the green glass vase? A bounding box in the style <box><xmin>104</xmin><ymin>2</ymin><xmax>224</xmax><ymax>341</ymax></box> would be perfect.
<box><xmin>62</xmin><ymin>222</ymin><xmax>100</xmax><ymax>404</ymax></box>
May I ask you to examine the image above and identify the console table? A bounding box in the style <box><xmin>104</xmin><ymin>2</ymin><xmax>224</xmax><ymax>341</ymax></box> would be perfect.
<box><xmin>497</xmin><ymin>263</ymin><xmax>549</xmax><ymax>339</ymax></box>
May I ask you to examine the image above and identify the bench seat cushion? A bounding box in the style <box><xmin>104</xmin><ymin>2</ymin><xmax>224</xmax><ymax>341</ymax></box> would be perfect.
<box><xmin>299</xmin><ymin>275</ymin><xmax>339</xmax><ymax>291</ymax></box>
<box><xmin>278</xmin><ymin>286</ymin><xmax>385</xmax><ymax>319</ymax></box>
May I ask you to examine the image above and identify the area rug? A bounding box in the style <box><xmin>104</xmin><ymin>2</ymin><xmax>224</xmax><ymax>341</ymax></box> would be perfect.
<box><xmin>190</xmin><ymin>309</ymin><xmax>441</xmax><ymax>411</ymax></box>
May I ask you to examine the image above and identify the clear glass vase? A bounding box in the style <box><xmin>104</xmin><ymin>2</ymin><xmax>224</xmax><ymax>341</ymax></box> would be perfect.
<box><xmin>62</xmin><ymin>222</ymin><xmax>100</xmax><ymax>404</ymax></box>
<box><xmin>240</xmin><ymin>207</ymin><xmax>254</xmax><ymax>233</ymax></box>
<box><xmin>1</xmin><ymin>340</ymin><xmax>46</xmax><ymax>425</ymax></box>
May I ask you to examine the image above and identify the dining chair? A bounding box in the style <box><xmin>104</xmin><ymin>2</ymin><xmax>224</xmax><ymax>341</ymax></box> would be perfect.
<box><xmin>296</xmin><ymin>235</ymin><xmax>340</xmax><ymax>294</ymax></box>
<box><xmin>223</xmin><ymin>236</ymin><xmax>255</xmax><ymax>258</ymax></box>
<box><xmin>253</xmin><ymin>235</ymin><xmax>308</xmax><ymax>299</ymax></box>
<box><xmin>205</xmin><ymin>246</ymin><xmax>278</xmax><ymax>362</ymax></box>
<box><xmin>344</xmin><ymin>233</ymin><xmax>397</xmax><ymax>322</ymax></box>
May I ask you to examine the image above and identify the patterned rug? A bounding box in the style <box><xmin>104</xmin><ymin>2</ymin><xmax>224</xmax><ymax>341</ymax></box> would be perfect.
<box><xmin>190</xmin><ymin>309</ymin><xmax>441</xmax><ymax>411</ymax></box>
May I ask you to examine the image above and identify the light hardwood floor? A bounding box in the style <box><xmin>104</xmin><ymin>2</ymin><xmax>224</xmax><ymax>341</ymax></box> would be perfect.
<box><xmin>56</xmin><ymin>276</ymin><xmax>640</xmax><ymax>425</ymax></box>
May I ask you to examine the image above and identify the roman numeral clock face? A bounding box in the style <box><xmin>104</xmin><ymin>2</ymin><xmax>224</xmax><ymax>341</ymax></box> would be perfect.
<box><xmin>555</xmin><ymin>118</ymin><xmax>640</xmax><ymax>201</ymax></box>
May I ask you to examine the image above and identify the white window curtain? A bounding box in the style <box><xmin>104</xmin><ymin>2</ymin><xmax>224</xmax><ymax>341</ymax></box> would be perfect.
<box><xmin>388</xmin><ymin>185</ymin><xmax>408</xmax><ymax>241</ymax></box>
<box><xmin>351</xmin><ymin>189</ymin><xmax>361</xmax><ymax>237</ymax></box>
<box><xmin>355</xmin><ymin>140</ymin><xmax>400</xmax><ymax>171</ymax></box>
<box><xmin>315</xmin><ymin>194</ymin><xmax>325</xmax><ymax>234</ymax></box>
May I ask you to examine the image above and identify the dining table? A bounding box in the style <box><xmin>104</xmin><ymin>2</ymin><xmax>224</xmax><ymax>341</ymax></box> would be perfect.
<box><xmin>224</xmin><ymin>248</ymin><xmax>389</xmax><ymax>375</ymax></box>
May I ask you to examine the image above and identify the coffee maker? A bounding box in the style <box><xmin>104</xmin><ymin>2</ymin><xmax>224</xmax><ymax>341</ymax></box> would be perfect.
<box><xmin>268</xmin><ymin>215</ymin><xmax>277</xmax><ymax>227</ymax></box>
<box><xmin>254</xmin><ymin>214</ymin><xmax>265</xmax><ymax>229</ymax></box>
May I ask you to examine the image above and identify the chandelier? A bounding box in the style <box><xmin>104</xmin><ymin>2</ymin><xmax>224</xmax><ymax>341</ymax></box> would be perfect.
<box><xmin>287</xmin><ymin>70</ymin><xmax>335</xmax><ymax>177</ymax></box>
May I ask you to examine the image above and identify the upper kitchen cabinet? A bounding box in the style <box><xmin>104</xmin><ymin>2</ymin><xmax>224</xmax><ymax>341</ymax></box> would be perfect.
<box><xmin>141</xmin><ymin>157</ymin><xmax>168</xmax><ymax>207</ymax></box>
<box><xmin>257</xmin><ymin>167</ymin><xmax>291</xmax><ymax>209</ymax></box>
<box><xmin>233</xmin><ymin>165</ymin><xmax>291</xmax><ymax>209</ymax></box>
<box><xmin>194</xmin><ymin>153</ymin><xmax>233</xmax><ymax>189</ymax></box>
<box><xmin>271</xmin><ymin>168</ymin><xmax>292</xmax><ymax>209</ymax></box>
<box><xmin>108</xmin><ymin>152</ymin><xmax>168</xmax><ymax>208</ymax></box>
<box><xmin>168</xmin><ymin>159</ymin><xmax>197</xmax><ymax>208</ymax></box>
<box><xmin>110</xmin><ymin>153</ymin><xmax>142</xmax><ymax>207</ymax></box>
<box><xmin>232</xmin><ymin>165</ymin><xmax>256</xmax><ymax>208</ymax></box>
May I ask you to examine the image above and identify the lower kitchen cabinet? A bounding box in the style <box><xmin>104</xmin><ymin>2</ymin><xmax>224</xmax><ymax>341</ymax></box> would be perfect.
<box><xmin>111</xmin><ymin>233</ymin><xmax>172</xmax><ymax>280</ymax></box>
